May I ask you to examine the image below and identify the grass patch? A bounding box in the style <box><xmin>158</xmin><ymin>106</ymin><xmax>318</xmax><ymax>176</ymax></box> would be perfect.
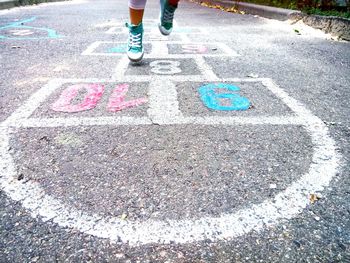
<box><xmin>237</xmin><ymin>0</ymin><xmax>350</xmax><ymax>18</ymax></box>
<box><xmin>304</xmin><ymin>7</ymin><xmax>350</xmax><ymax>18</ymax></box>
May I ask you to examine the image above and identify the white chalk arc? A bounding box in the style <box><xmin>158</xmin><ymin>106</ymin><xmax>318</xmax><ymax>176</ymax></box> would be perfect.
<box><xmin>0</xmin><ymin>78</ymin><xmax>340</xmax><ymax>246</ymax></box>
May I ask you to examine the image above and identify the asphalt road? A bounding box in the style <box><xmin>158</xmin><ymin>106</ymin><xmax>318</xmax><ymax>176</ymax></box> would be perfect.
<box><xmin>0</xmin><ymin>0</ymin><xmax>349</xmax><ymax>262</ymax></box>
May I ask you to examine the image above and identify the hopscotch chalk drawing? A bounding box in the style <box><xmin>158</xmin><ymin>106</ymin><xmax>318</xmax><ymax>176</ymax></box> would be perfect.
<box><xmin>51</xmin><ymin>83</ymin><xmax>147</xmax><ymax>113</ymax></box>
<box><xmin>199</xmin><ymin>83</ymin><xmax>251</xmax><ymax>111</ymax></box>
<box><xmin>0</xmin><ymin>19</ymin><xmax>341</xmax><ymax>246</ymax></box>
<box><xmin>0</xmin><ymin>17</ymin><xmax>62</xmax><ymax>40</ymax></box>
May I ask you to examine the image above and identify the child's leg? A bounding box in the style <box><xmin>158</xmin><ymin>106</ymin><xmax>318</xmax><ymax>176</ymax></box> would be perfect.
<box><xmin>129</xmin><ymin>8</ymin><xmax>144</xmax><ymax>25</ymax></box>
<box><xmin>159</xmin><ymin>0</ymin><xmax>180</xmax><ymax>35</ymax></box>
<box><xmin>168</xmin><ymin>0</ymin><xmax>180</xmax><ymax>6</ymax></box>
<box><xmin>129</xmin><ymin>0</ymin><xmax>146</xmax><ymax>25</ymax></box>
<box><xmin>126</xmin><ymin>0</ymin><xmax>147</xmax><ymax>62</ymax></box>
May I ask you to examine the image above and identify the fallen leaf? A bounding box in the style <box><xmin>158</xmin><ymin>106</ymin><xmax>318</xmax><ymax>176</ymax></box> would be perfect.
<box><xmin>310</xmin><ymin>193</ymin><xmax>320</xmax><ymax>204</ymax></box>
<box><xmin>199</xmin><ymin>1</ymin><xmax>242</xmax><ymax>14</ymax></box>
<box><xmin>294</xmin><ymin>29</ymin><xmax>301</xmax><ymax>35</ymax></box>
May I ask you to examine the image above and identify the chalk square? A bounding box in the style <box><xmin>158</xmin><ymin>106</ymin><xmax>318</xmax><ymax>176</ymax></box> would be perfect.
<box><xmin>31</xmin><ymin>81</ymin><xmax>149</xmax><ymax>119</ymax></box>
<box><xmin>124</xmin><ymin>58</ymin><xmax>202</xmax><ymax>76</ymax></box>
<box><xmin>82</xmin><ymin>41</ymin><xmax>152</xmax><ymax>56</ymax></box>
<box><xmin>167</xmin><ymin>42</ymin><xmax>238</xmax><ymax>57</ymax></box>
<box><xmin>177</xmin><ymin>80</ymin><xmax>294</xmax><ymax>117</ymax></box>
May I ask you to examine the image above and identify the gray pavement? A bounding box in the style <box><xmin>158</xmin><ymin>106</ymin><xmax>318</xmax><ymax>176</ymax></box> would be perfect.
<box><xmin>0</xmin><ymin>0</ymin><xmax>350</xmax><ymax>262</ymax></box>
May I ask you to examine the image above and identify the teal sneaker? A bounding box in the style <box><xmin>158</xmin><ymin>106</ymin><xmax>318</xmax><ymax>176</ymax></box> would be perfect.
<box><xmin>126</xmin><ymin>22</ymin><xmax>144</xmax><ymax>62</ymax></box>
<box><xmin>158</xmin><ymin>0</ymin><xmax>177</xmax><ymax>35</ymax></box>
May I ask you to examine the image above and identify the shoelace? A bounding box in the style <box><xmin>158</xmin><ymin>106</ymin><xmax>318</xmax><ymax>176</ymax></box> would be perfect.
<box><xmin>163</xmin><ymin>7</ymin><xmax>175</xmax><ymax>23</ymax></box>
<box><xmin>128</xmin><ymin>32</ymin><xmax>142</xmax><ymax>49</ymax></box>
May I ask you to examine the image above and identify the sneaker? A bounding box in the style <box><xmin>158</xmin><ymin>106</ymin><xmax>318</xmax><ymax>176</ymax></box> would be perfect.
<box><xmin>158</xmin><ymin>0</ymin><xmax>177</xmax><ymax>35</ymax></box>
<box><xmin>126</xmin><ymin>22</ymin><xmax>144</xmax><ymax>62</ymax></box>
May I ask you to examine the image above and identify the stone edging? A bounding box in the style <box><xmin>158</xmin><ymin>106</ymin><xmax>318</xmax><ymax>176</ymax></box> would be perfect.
<box><xmin>191</xmin><ymin>0</ymin><xmax>350</xmax><ymax>41</ymax></box>
<box><xmin>299</xmin><ymin>14</ymin><xmax>350</xmax><ymax>41</ymax></box>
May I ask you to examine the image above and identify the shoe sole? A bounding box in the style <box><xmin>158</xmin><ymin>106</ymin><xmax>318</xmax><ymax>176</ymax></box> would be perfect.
<box><xmin>127</xmin><ymin>51</ymin><xmax>144</xmax><ymax>63</ymax></box>
<box><xmin>158</xmin><ymin>12</ymin><xmax>172</xmax><ymax>36</ymax></box>
<box><xmin>158</xmin><ymin>23</ymin><xmax>172</xmax><ymax>36</ymax></box>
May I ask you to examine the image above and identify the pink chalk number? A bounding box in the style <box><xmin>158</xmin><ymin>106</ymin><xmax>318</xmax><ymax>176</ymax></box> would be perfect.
<box><xmin>52</xmin><ymin>84</ymin><xmax>104</xmax><ymax>113</ymax></box>
<box><xmin>182</xmin><ymin>44</ymin><xmax>207</xmax><ymax>54</ymax></box>
<box><xmin>107</xmin><ymin>84</ymin><xmax>147</xmax><ymax>112</ymax></box>
<box><xmin>51</xmin><ymin>83</ymin><xmax>147</xmax><ymax>113</ymax></box>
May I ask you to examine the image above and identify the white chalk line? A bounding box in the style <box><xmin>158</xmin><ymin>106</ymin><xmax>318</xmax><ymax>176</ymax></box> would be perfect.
<box><xmin>147</xmin><ymin>80</ymin><xmax>183</xmax><ymax>124</ymax></box>
<box><xmin>105</xmin><ymin>26</ymin><xmax>208</xmax><ymax>35</ymax></box>
<box><xmin>0</xmin><ymin>76</ymin><xmax>341</xmax><ymax>246</ymax></box>
<box><xmin>6</xmin><ymin>116</ymin><xmax>305</xmax><ymax>128</ymax></box>
<box><xmin>149</xmin><ymin>41</ymin><xmax>169</xmax><ymax>57</ymax></box>
<box><xmin>81</xmin><ymin>41</ymin><xmax>101</xmax><ymax>56</ymax></box>
<box><xmin>115</xmin><ymin>76</ymin><xmax>273</xmax><ymax>83</ymax></box>
<box><xmin>119</xmin><ymin>75</ymin><xmax>215</xmax><ymax>82</ymax></box>
<box><xmin>194</xmin><ymin>56</ymin><xmax>220</xmax><ymax>81</ymax></box>
<box><xmin>112</xmin><ymin>56</ymin><xmax>130</xmax><ymax>81</ymax></box>
<box><xmin>6</xmin><ymin>117</ymin><xmax>152</xmax><ymax>128</ymax></box>
<box><xmin>84</xmin><ymin>53</ymin><xmax>237</xmax><ymax>59</ymax></box>
<box><xmin>82</xmin><ymin>41</ymin><xmax>239</xmax><ymax>58</ymax></box>
<box><xmin>1</xmin><ymin>79</ymin><xmax>64</xmax><ymax>127</ymax></box>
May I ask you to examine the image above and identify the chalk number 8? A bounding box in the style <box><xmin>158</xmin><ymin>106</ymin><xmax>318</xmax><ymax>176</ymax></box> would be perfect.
<box><xmin>150</xmin><ymin>60</ymin><xmax>182</xmax><ymax>75</ymax></box>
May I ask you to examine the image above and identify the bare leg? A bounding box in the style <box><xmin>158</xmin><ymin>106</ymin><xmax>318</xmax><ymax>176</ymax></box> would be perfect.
<box><xmin>129</xmin><ymin>8</ymin><xmax>144</xmax><ymax>25</ymax></box>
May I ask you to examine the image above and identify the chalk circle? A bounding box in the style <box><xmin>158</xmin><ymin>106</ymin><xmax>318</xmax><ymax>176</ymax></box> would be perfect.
<box><xmin>0</xmin><ymin>79</ymin><xmax>341</xmax><ymax>246</ymax></box>
<box><xmin>0</xmin><ymin>17</ymin><xmax>62</xmax><ymax>40</ymax></box>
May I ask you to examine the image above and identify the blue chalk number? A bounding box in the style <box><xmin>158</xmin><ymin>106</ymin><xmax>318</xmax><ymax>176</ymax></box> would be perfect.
<box><xmin>199</xmin><ymin>83</ymin><xmax>250</xmax><ymax>111</ymax></box>
<box><xmin>108</xmin><ymin>44</ymin><xmax>127</xmax><ymax>53</ymax></box>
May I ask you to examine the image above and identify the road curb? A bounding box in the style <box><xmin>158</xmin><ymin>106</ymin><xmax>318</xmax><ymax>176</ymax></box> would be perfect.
<box><xmin>0</xmin><ymin>0</ymin><xmax>68</xmax><ymax>10</ymax></box>
<box><xmin>191</xmin><ymin>0</ymin><xmax>301</xmax><ymax>20</ymax></box>
<box><xmin>301</xmin><ymin>14</ymin><xmax>350</xmax><ymax>41</ymax></box>
<box><xmin>191</xmin><ymin>0</ymin><xmax>350</xmax><ymax>41</ymax></box>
